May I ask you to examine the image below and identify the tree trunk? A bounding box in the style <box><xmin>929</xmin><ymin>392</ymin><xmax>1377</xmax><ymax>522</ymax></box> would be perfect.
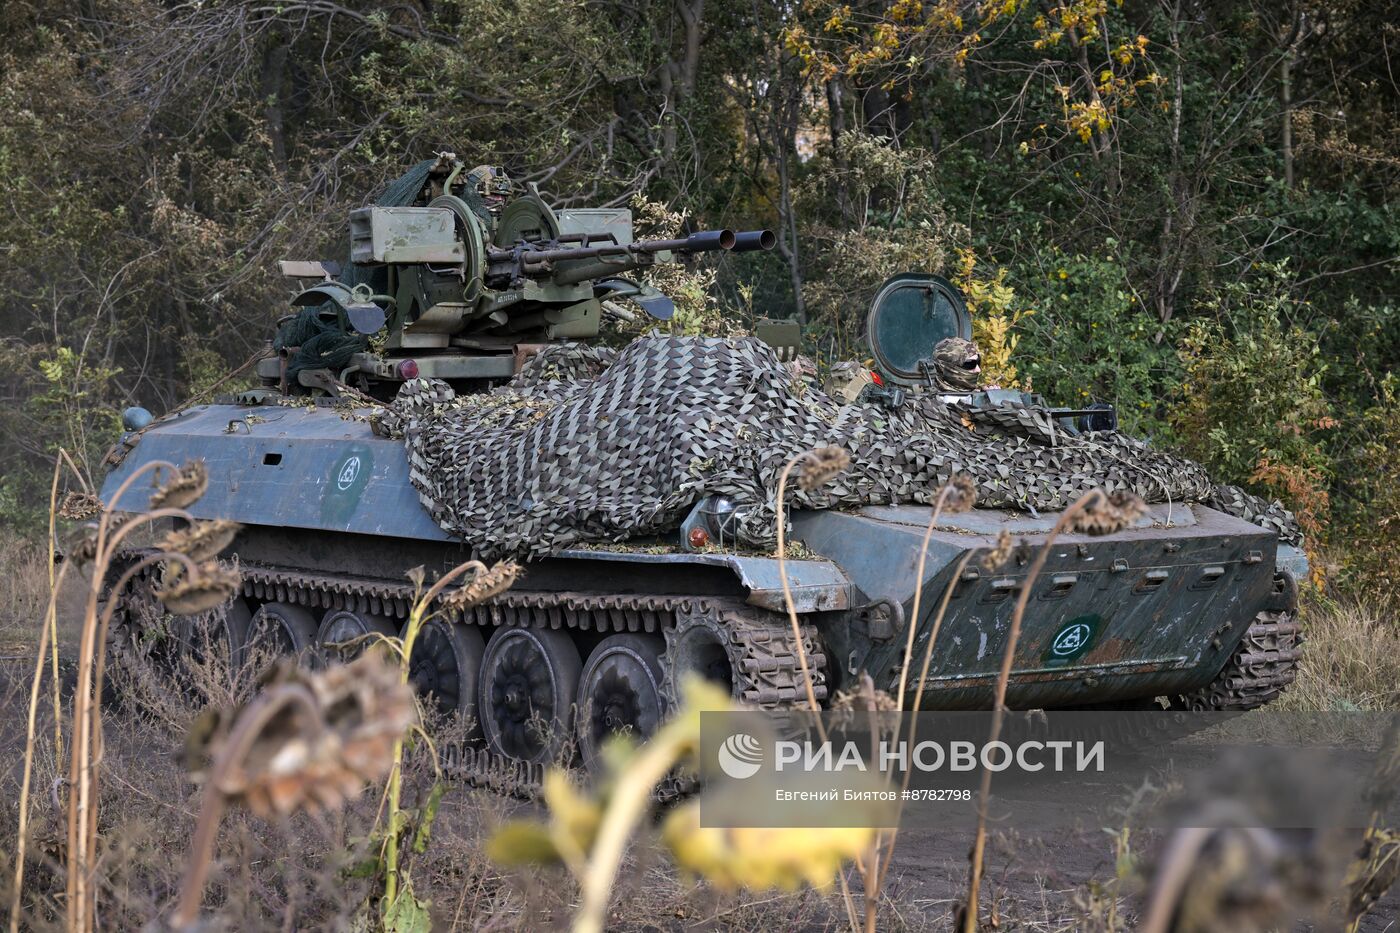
<box><xmin>260</xmin><ymin>38</ymin><xmax>289</xmax><ymax>175</ymax></box>
<box><xmin>825</xmin><ymin>77</ymin><xmax>854</xmax><ymax>226</ymax></box>
<box><xmin>661</xmin><ymin>0</ymin><xmax>706</xmax><ymax>162</ymax></box>
<box><xmin>861</xmin><ymin>84</ymin><xmax>895</xmax><ymax>139</ymax></box>
<box><xmin>1068</xmin><ymin>22</ymin><xmax>1118</xmax><ymax>198</ymax></box>
<box><xmin>1280</xmin><ymin>11</ymin><xmax>1305</xmax><ymax>189</ymax></box>
<box><xmin>1149</xmin><ymin>0</ymin><xmax>1199</xmax><ymax>327</ymax></box>
<box><xmin>775</xmin><ymin>111</ymin><xmax>806</xmax><ymax>323</ymax></box>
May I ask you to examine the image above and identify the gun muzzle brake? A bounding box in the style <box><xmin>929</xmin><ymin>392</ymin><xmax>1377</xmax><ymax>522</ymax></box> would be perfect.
<box><xmin>732</xmin><ymin>230</ymin><xmax>777</xmax><ymax>253</ymax></box>
<box><xmin>683</xmin><ymin>229</ymin><xmax>736</xmax><ymax>252</ymax></box>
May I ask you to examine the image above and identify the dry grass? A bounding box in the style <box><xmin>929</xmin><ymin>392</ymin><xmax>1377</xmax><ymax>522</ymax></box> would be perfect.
<box><xmin>0</xmin><ymin>636</ymin><xmax>1112</xmax><ymax>931</ymax></box>
<box><xmin>0</xmin><ymin>684</ymin><xmax>849</xmax><ymax>930</ymax></box>
<box><xmin>3</xmin><ymin>529</ymin><xmax>1395</xmax><ymax>929</ymax></box>
<box><xmin>0</xmin><ymin>534</ymin><xmax>91</xmax><ymax>656</ymax></box>
<box><xmin>1278</xmin><ymin>593</ymin><xmax>1400</xmax><ymax>711</ymax></box>
<box><xmin>0</xmin><ymin>537</ymin><xmax>50</xmax><ymax>652</ymax></box>
<box><xmin>2</xmin><ymin>639</ymin><xmax>524</xmax><ymax>930</ymax></box>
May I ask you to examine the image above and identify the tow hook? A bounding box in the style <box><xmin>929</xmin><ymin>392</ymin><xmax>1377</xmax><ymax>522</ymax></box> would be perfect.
<box><xmin>856</xmin><ymin>598</ymin><xmax>904</xmax><ymax>642</ymax></box>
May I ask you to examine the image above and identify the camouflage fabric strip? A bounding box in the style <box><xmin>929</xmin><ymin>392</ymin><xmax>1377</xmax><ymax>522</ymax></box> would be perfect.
<box><xmin>373</xmin><ymin>336</ymin><xmax>1301</xmax><ymax>559</ymax></box>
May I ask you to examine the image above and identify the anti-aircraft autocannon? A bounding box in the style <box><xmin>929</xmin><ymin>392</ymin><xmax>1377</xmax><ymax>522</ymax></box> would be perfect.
<box><xmin>256</xmin><ymin>155</ymin><xmax>775</xmax><ymax>398</ymax></box>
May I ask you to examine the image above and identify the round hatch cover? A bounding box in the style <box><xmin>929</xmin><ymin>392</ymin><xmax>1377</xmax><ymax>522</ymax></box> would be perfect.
<box><xmin>865</xmin><ymin>273</ymin><xmax>972</xmax><ymax>385</ymax></box>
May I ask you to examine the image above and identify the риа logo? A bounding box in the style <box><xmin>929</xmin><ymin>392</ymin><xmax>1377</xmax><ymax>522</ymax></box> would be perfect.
<box><xmin>717</xmin><ymin>733</ymin><xmax>763</xmax><ymax>779</ymax></box>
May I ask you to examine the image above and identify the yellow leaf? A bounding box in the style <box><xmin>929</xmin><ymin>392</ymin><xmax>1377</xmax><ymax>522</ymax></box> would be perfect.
<box><xmin>487</xmin><ymin>822</ymin><xmax>562</xmax><ymax>866</ymax></box>
<box><xmin>543</xmin><ymin>770</ymin><xmax>602</xmax><ymax>855</ymax></box>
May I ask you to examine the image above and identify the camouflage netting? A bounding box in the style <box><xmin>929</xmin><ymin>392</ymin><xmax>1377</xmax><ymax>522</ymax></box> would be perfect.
<box><xmin>372</xmin><ymin>336</ymin><xmax>1300</xmax><ymax>560</ymax></box>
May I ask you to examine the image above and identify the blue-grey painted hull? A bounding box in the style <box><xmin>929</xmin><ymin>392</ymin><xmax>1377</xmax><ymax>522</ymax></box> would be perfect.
<box><xmin>792</xmin><ymin>503</ymin><xmax>1280</xmax><ymax>708</ymax></box>
<box><xmin>98</xmin><ymin>403</ymin><xmax>851</xmax><ymax>613</ymax></box>
<box><xmin>102</xmin><ymin>404</ymin><xmax>450</xmax><ymax>540</ymax></box>
<box><xmin>102</xmin><ymin>401</ymin><xmax>1292</xmax><ymax>710</ymax></box>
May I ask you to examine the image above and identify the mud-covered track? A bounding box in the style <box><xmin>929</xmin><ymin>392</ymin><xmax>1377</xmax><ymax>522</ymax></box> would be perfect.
<box><xmin>107</xmin><ymin>553</ymin><xmax>830</xmax><ymax>797</ymax></box>
<box><xmin>1171</xmin><ymin>609</ymin><xmax>1302</xmax><ymax>712</ymax></box>
<box><xmin>233</xmin><ymin>561</ymin><xmax>829</xmax><ymax>707</ymax></box>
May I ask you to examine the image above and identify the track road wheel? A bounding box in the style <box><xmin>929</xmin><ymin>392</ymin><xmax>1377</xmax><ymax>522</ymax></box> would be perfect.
<box><xmin>577</xmin><ymin>634</ymin><xmax>667</xmax><ymax>773</ymax></box>
<box><xmin>176</xmin><ymin>596</ymin><xmax>252</xmax><ymax>673</ymax></box>
<box><xmin>479</xmin><ymin>627</ymin><xmax>581</xmax><ymax>765</ymax></box>
<box><xmin>319</xmin><ymin>609</ymin><xmax>397</xmax><ymax>663</ymax></box>
<box><xmin>406</xmin><ymin>618</ymin><xmax>485</xmax><ymax>739</ymax></box>
<box><xmin>246</xmin><ymin>602</ymin><xmax>320</xmax><ymax>668</ymax></box>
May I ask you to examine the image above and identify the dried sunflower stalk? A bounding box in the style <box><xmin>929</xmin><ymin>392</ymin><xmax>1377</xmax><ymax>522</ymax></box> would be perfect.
<box><xmin>188</xmin><ymin>654</ymin><xmax>417</xmax><ymax>818</ymax></box>
<box><xmin>158</xmin><ymin>519</ymin><xmax>242</xmax><ymax>564</ymax></box>
<box><xmin>58</xmin><ymin>491</ymin><xmax>102</xmax><ymax>520</ymax></box>
<box><xmin>439</xmin><ymin>560</ymin><xmax>521</xmax><ymax>613</ymax></box>
<box><xmin>982</xmin><ymin>529</ymin><xmax>1014</xmax><ymax>572</ymax></box>
<box><xmin>942</xmin><ymin>473</ymin><xmax>978</xmax><ymax>513</ymax></box>
<box><xmin>1347</xmin><ymin>829</ymin><xmax>1400</xmax><ymax>922</ymax></box>
<box><xmin>1068</xmin><ymin>490</ymin><xmax>1147</xmax><ymax>536</ymax></box>
<box><xmin>64</xmin><ymin>517</ymin><xmax>127</xmax><ymax>565</ymax></box>
<box><xmin>798</xmin><ymin>445</ymin><xmax>851</xmax><ymax>492</ymax></box>
<box><xmin>156</xmin><ymin>560</ymin><xmax>241</xmax><ymax>615</ymax></box>
<box><xmin>149</xmin><ymin>460</ymin><xmax>209</xmax><ymax>510</ymax></box>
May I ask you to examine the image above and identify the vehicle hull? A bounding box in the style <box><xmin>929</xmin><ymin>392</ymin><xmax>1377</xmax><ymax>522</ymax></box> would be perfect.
<box><xmin>100</xmin><ymin>400</ymin><xmax>1299</xmax><ymax>713</ymax></box>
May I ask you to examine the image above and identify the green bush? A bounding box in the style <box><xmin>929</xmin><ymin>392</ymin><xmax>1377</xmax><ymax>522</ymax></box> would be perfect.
<box><xmin>1332</xmin><ymin>374</ymin><xmax>1400</xmax><ymax>594</ymax></box>
<box><xmin>1170</xmin><ymin>266</ymin><xmax>1335</xmax><ymax>542</ymax></box>
<box><xmin>0</xmin><ymin>343</ymin><xmax>123</xmax><ymax>533</ymax></box>
<box><xmin>1009</xmin><ymin>246</ymin><xmax>1178</xmax><ymax>437</ymax></box>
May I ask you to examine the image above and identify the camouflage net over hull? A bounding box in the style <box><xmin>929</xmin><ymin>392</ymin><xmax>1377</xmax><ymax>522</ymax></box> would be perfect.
<box><xmin>373</xmin><ymin>336</ymin><xmax>1299</xmax><ymax>559</ymax></box>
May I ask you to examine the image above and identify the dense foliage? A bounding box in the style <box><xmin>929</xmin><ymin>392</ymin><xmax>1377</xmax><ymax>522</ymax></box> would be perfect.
<box><xmin>0</xmin><ymin>0</ymin><xmax>1394</xmax><ymax>587</ymax></box>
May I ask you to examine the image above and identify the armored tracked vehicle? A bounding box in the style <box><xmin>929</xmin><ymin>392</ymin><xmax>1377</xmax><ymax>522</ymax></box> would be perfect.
<box><xmin>100</xmin><ymin>155</ymin><xmax>1304</xmax><ymax>783</ymax></box>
